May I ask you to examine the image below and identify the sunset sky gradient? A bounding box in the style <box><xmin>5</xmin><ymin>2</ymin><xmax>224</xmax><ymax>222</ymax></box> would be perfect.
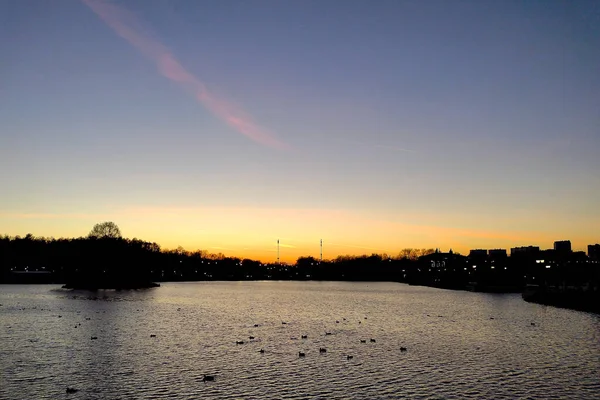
<box><xmin>1</xmin><ymin>0</ymin><xmax>598</xmax><ymax>261</ymax></box>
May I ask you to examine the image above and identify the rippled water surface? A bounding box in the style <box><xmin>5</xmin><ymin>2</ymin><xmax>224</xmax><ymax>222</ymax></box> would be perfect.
<box><xmin>1</xmin><ymin>282</ymin><xmax>599</xmax><ymax>399</ymax></box>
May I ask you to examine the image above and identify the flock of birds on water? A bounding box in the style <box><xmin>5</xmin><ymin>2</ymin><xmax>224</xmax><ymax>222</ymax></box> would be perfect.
<box><xmin>60</xmin><ymin>314</ymin><xmax>406</xmax><ymax>393</ymax></box>
<box><xmin>234</xmin><ymin>317</ymin><xmax>409</xmax><ymax>362</ymax></box>
<box><xmin>1</xmin><ymin>302</ymin><xmax>538</xmax><ymax>396</ymax></box>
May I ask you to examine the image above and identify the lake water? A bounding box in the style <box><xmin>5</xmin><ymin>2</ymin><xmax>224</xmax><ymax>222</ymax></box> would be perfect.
<box><xmin>1</xmin><ymin>282</ymin><xmax>599</xmax><ymax>399</ymax></box>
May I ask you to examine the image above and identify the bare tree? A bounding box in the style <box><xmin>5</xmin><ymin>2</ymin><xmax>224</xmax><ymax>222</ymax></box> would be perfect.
<box><xmin>89</xmin><ymin>221</ymin><xmax>122</xmax><ymax>239</ymax></box>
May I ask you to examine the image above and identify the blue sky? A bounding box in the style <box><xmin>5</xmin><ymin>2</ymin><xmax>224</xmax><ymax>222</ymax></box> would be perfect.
<box><xmin>1</xmin><ymin>0</ymin><xmax>598</xmax><ymax>260</ymax></box>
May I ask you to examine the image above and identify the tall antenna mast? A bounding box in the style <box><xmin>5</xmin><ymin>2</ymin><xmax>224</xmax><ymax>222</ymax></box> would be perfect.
<box><xmin>320</xmin><ymin>239</ymin><xmax>323</xmax><ymax>262</ymax></box>
<box><xmin>277</xmin><ymin>239</ymin><xmax>280</xmax><ymax>265</ymax></box>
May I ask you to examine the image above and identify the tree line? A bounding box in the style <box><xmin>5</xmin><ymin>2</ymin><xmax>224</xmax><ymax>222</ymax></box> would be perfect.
<box><xmin>1</xmin><ymin>222</ymin><xmax>597</xmax><ymax>292</ymax></box>
<box><xmin>0</xmin><ymin>222</ymin><xmax>438</xmax><ymax>285</ymax></box>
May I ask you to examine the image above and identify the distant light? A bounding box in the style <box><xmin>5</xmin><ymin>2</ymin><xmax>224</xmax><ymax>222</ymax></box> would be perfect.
<box><xmin>473</xmin><ymin>265</ymin><xmax>477</xmax><ymax>268</ymax></box>
<box><xmin>491</xmin><ymin>266</ymin><xmax>495</xmax><ymax>269</ymax></box>
<box><xmin>546</xmin><ymin>265</ymin><xmax>551</xmax><ymax>269</ymax></box>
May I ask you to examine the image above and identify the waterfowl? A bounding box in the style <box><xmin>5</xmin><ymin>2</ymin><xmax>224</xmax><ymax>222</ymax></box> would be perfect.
<box><xmin>360</xmin><ymin>339</ymin><xmax>366</xmax><ymax>343</ymax></box>
<box><xmin>298</xmin><ymin>352</ymin><xmax>306</xmax><ymax>357</ymax></box>
<box><xmin>347</xmin><ymin>355</ymin><xmax>353</xmax><ymax>360</ymax></box>
<box><xmin>150</xmin><ymin>334</ymin><xmax>156</xmax><ymax>338</ymax></box>
<box><xmin>91</xmin><ymin>336</ymin><xmax>98</xmax><ymax>340</ymax></box>
<box><xmin>66</xmin><ymin>387</ymin><xmax>78</xmax><ymax>394</ymax></box>
<box><xmin>325</xmin><ymin>332</ymin><xmax>332</xmax><ymax>336</ymax></box>
<box><xmin>203</xmin><ymin>375</ymin><xmax>215</xmax><ymax>382</ymax></box>
<box><xmin>400</xmin><ymin>347</ymin><xmax>407</xmax><ymax>352</ymax></box>
<box><xmin>249</xmin><ymin>336</ymin><xmax>255</xmax><ymax>340</ymax></box>
<box><xmin>259</xmin><ymin>349</ymin><xmax>265</xmax><ymax>353</ymax></box>
<box><xmin>370</xmin><ymin>338</ymin><xmax>376</xmax><ymax>343</ymax></box>
<box><xmin>236</xmin><ymin>340</ymin><xmax>244</xmax><ymax>345</ymax></box>
<box><xmin>319</xmin><ymin>348</ymin><xmax>327</xmax><ymax>353</ymax></box>
<box><xmin>301</xmin><ymin>335</ymin><xmax>308</xmax><ymax>339</ymax></box>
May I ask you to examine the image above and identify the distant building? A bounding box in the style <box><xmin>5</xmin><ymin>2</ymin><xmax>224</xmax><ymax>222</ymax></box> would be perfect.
<box><xmin>572</xmin><ymin>251</ymin><xmax>588</xmax><ymax>262</ymax></box>
<box><xmin>554</xmin><ymin>240</ymin><xmax>572</xmax><ymax>253</ymax></box>
<box><xmin>540</xmin><ymin>249</ymin><xmax>557</xmax><ymax>261</ymax></box>
<box><xmin>589</xmin><ymin>244</ymin><xmax>600</xmax><ymax>261</ymax></box>
<box><xmin>488</xmin><ymin>249</ymin><xmax>507</xmax><ymax>259</ymax></box>
<box><xmin>511</xmin><ymin>246</ymin><xmax>540</xmax><ymax>257</ymax></box>
<box><xmin>468</xmin><ymin>249</ymin><xmax>487</xmax><ymax>258</ymax></box>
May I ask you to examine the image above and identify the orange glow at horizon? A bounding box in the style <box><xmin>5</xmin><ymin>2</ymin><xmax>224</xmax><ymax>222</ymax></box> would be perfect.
<box><xmin>1</xmin><ymin>205</ymin><xmax>597</xmax><ymax>263</ymax></box>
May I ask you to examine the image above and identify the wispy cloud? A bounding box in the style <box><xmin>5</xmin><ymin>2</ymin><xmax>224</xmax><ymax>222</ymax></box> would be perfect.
<box><xmin>82</xmin><ymin>0</ymin><xmax>288</xmax><ymax>150</ymax></box>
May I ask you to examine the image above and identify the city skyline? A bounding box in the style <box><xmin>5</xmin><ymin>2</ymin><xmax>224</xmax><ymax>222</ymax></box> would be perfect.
<box><xmin>1</xmin><ymin>0</ymin><xmax>599</xmax><ymax>262</ymax></box>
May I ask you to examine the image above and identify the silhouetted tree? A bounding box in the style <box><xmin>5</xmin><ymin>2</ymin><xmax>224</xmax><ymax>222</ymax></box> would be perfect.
<box><xmin>88</xmin><ymin>222</ymin><xmax>122</xmax><ymax>239</ymax></box>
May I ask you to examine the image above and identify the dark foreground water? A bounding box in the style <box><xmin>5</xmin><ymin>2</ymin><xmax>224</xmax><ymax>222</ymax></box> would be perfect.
<box><xmin>1</xmin><ymin>282</ymin><xmax>599</xmax><ymax>400</ymax></box>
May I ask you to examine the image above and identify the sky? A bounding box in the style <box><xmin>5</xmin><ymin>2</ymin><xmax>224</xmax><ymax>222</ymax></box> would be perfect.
<box><xmin>1</xmin><ymin>0</ymin><xmax>599</xmax><ymax>262</ymax></box>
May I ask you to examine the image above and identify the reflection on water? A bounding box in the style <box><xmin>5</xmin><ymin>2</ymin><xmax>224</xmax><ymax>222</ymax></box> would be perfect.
<box><xmin>1</xmin><ymin>282</ymin><xmax>599</xmax><ymax>399</ymax></box>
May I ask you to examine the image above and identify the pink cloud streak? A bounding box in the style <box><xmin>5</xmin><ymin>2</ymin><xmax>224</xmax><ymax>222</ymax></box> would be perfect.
<box><xmin>82</xmin><ymin>0</ymin><xmax>288</xmax><ymax>150</ymax></box>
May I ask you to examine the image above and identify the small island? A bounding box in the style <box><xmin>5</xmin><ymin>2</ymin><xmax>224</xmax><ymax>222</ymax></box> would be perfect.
<box><xmin>60</xmin><ymin>222</ymin><xmax>160</xmax><ymax>290</ymax></box>
<box><xmin>61</xmin><ymin>281</ymin><xmax>160</xmax><ymax>290</ymax></box>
